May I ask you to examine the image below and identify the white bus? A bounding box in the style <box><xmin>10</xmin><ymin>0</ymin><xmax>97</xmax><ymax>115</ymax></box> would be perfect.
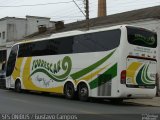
<box><xmin>5</xmin><ymin>25</ymin><xmax>157</xmax><ymax>101</ymax></box>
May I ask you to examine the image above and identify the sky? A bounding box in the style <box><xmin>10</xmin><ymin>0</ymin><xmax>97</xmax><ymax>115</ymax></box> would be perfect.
<box><xmin>0</xmin><ymin>0</ymin><xmax>160</xmax><ymax>23</ymax></box>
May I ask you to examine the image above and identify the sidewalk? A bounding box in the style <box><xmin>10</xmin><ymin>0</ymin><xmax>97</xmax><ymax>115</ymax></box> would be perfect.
<box><xmin>124</xmin><ymin>97</ymin><xmax>160</xmax><ymax>107</ymax></box>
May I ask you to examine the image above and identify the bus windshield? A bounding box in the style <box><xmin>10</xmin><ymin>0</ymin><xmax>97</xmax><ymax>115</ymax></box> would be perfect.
<box><xmin>127</xmin><ymin>26</ymin><xmax>157</xmax><ymax>48</ymax></box>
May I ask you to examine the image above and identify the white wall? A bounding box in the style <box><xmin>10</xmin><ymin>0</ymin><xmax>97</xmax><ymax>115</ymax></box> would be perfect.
<box><xmin>0</xmin><ymin>20</ymin><xmax>7</xmax><ymax>45</ymax></box>
<box><xmin>49</xmin><ymin>21</ymin><xmax>55</xmax><ymax>28</ymax></box>
<box><xmin>7</xmin><ymin>18</ymin><xmax>26</xmax><ymax>42</ymax></box>
<box><xmin>0</xmin><ymin>16</ymin><xmax>55</xmax><ymax>63</ymax></box>
<box><xmin>26</xmin><ymin>17</ymin><xmax>50</xmax><ymax>35</ymax></box>
<box><xmin>0</xmin><ymin>16</ymin><xmax>55</xmax><ymax>45</ymax></box>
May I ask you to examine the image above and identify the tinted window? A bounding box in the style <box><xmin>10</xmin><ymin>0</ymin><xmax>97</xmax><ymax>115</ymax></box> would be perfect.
<box><xmin>52</xmin><ymin>37</ymin><xmax>73</xmax><ymax>54</ymax></box>
<box><xmin>73</xmin><ymin>34</ymin><xmax>95</xmax><ymax>53</ymax></box>
<box><xmin>92</xmin><ymin>30</ymin><xmax>121</xmax><ymax>51</ymax></box>
<box><xmin>18</xmin><ymin>29</ymin><xmax>121</xmax><ymax>57</ymax></box>
<box><xmin>6</xmin><ymin>45</ymin><xmax>18</xmax><ymax>77</ymax></box>
<box><xmin>127</xmin><ymin>26</ymin><xmax>157</xmax><ymax>48</ymax></box>
<box><xmin>73</xmin><ymin>29</ymin><xmax>121</xmax><ymax>53</ymax></box>
<box><xmin>18</xmin><ymin>37</ymin><xmax>73</xmax><ymax>57</ymax></box>
<box><xmin>18</xmin><ymin>43</ymin><xmax>32</xmax><ymax>57</ymax></box>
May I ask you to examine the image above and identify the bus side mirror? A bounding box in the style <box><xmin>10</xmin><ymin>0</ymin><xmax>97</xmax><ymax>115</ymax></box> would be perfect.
<box><xmin>1</xmin><ymin>61</ymin><xmax>6</xmax><ymax>71</ymax></box>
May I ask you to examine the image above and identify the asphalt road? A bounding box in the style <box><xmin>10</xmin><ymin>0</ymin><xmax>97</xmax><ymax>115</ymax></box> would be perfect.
<box><xmin>0</xmin><ymin>89</ymin><xmax>160</xmax><ymax>120</ymax></box>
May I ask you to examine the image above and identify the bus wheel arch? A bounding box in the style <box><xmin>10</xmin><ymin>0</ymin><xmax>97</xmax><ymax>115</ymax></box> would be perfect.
<box><xmin>77</xmin><ymin>82</ymin><xmax>89</xmax><ymax>101</ymax></box>
<box><xmin>64</xmin><ymin>81</ymin><xmax>76</xmax><ymax>99</ymax></box>
<box><xmin>15</xmin><ymin>79</ymin><xmax>22</xmax><ymax>93</ymax></box>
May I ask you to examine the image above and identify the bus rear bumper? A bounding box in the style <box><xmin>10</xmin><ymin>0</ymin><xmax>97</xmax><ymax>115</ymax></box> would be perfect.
<box><xmin>120</xmin><ymin>87</ymin><xmax>156</xmax><ymax>99</ymax></box>
<box><xmin>89</xmin><ymin>86</ymin><xmax>156</xmax><ymax>99</ymax></box>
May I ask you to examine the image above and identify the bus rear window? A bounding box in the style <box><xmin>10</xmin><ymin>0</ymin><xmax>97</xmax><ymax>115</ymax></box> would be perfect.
<box><xmin>127</xmin><ymin>26</ymin><xmax>157</xmax><ymax>48</ymax></box>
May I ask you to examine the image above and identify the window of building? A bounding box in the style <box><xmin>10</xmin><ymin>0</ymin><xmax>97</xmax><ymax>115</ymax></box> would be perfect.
<box><xmin>2</xmin><ymin>31</ymin><xmax>5</xmax><ymax>39</ymax></box>
<box><xmin>0</xmin><ymin>33</ymin><xmax>1</xmax><ymax>38</ymax></box>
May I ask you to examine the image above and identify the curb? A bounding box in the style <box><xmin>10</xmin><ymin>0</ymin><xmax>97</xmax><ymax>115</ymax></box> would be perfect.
<box><xmin>124</xmin><ymin>97</ymin><xmax>160</xmax><ymax>107</ymax></box>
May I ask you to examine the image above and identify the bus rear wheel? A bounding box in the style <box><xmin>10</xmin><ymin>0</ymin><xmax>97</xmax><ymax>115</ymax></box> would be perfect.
<box><xmin>78</xmin><ymin>83</ymin><xmax>89</xmax><ymax>101</ymax></box>
<box><xmin>64</xmin><ymin>82</ymin><xmax>75</xmax><ymax>99</ymax></box>
<box><xmin>15</xmin><ymin>80</ymin><xmax>21</xmax><ymax>93</ymax></box>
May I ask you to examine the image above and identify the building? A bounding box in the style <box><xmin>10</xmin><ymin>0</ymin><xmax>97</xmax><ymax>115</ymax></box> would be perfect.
<box><xmin>26</xmin><ymin>15</ymin><xmax>55</xmax><ymax>36</ymax></box>
<box><xmin>0</xmin><ymin>16</ymin><xmax>55</xmax><ymax>71</ymax></box>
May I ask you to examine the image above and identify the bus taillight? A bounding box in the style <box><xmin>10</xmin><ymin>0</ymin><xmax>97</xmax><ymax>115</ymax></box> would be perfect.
<box><xmin>121</xmin><ymin>70</ymin><xmax>126</xmax><ymax>84</ymax></box>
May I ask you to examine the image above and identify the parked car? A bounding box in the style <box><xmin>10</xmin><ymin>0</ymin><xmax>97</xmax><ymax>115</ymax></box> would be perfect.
<box><xmin>0</xmin><ymin>70</ymin><xmax>6</xmax><ymax>88</ymax></box>
<box><xmin>0</xmin><ymin>61</ymin><xmax>6</xmax><ymax>88</ymax></box>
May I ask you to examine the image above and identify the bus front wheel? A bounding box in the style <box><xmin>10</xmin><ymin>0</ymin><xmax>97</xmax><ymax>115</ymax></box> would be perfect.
<box><xmin>15</xmin><ymin>80</ymin><xmax>22</xmax><ymax>93</ymax></box>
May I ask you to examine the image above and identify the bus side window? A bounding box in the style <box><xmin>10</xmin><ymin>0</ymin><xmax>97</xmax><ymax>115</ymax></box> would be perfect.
<box><xmin>91</xmin><ymin>30</ymin><xmax>121</xmax><ymax>51</ymax></box>
<box><xmin>73</xmin><ymin>34</ymin><xmax>95</xmax><ymax>53</ymax></box>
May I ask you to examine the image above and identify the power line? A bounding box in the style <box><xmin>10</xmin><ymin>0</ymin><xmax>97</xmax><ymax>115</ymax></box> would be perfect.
<box><xmin>0</xmin><ymin>0</ymin><xmax>159</xmax><ymax>24</ymax></box>
<box><xmin>0</xmin><ymin>0</ymin><xmax>23</xmax><ymax>10</ymax></box>
<box><xmin>73</xmin><ymin>0</ymin><xmax>86</xmax><ymax>17</ymax></box>
<box><xmin>0</xmin><ymin>1</ymin><xmax>73</xmax><ymax>7</ymax></box>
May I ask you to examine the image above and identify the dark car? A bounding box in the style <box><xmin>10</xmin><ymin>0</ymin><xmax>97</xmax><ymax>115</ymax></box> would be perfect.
<box><xmin>0</xmin><ymin>61</ymin><xmax>6</xmax><ymax>88</ymax></box>
<box><xmin>0</xmin><ymin>70</ymin><xmax>6</xmax><ymax>88</ymax></box>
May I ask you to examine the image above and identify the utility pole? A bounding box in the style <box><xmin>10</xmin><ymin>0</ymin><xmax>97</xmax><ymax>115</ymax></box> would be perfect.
<box><xmin>84</xmin><ymin>0</ymin><xmax>89</xmax><ymax>30</ymax></box>
<box><xmin>73</xmin><ymin>0</ymin><xmax>89</xmax><ymax>30</ymax></box>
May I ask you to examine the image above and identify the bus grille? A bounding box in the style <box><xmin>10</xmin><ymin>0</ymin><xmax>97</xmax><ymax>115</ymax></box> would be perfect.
<box><xmin>97</xmin><ymin>74</ymin><xmax>112</xmax><ymax>96</ymax></box>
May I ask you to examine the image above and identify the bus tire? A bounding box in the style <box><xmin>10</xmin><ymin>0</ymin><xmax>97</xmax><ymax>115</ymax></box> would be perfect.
<box><xmin>78</xmin><ymin>83</ymin><xmax>89</xmax><ymax>101</ymax></box>
<box><xmin>64</xmin><ymin>82</ymin><xmax>75</xmax><ymax>99</ymax></box>
<box><xmin>15</xmin><ymin>80</ymin><xmax>22</xmax><ymax>93</ymax></box>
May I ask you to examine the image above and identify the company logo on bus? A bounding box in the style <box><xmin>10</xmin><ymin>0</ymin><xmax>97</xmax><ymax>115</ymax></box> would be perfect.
<box><xmin>30</xmin><ymin>56</ymin><xmax>72</xmax><ymax>87</ymax></box>
<box><xmin>134</xmin><ymin>34</ymin><xmax>156</xmax><ymax>45</ymax></box>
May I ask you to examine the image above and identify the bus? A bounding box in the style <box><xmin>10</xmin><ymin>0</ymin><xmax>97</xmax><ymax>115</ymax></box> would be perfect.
<box><xmin>5</xmin><ymin>25</ymin><xmax>157</xmax><ymax>101</ymax></box>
